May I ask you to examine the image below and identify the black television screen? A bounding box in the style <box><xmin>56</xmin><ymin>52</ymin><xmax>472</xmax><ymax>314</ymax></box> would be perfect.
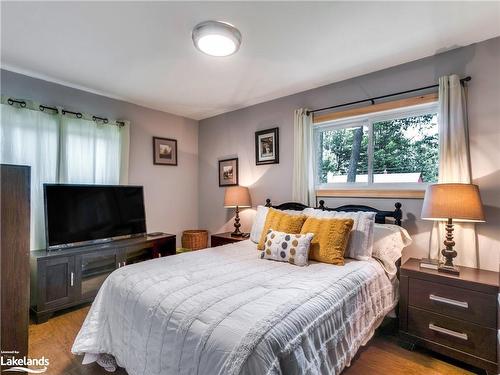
<box><xmin>44</xmin><ymin>184</ymin><xmax>147</xmax><ymax>249</ymax></box>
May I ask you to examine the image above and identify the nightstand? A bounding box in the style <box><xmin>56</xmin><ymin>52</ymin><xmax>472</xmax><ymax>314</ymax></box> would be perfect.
<box><xmin>399</xmin><ymin>258</ymin><xmax>499</xmax><ymax>374</ymax></box>
<box><xmin>211</xmin><ymin>232</ymin><xmax>248</xmax><ymax>247</ymax></box>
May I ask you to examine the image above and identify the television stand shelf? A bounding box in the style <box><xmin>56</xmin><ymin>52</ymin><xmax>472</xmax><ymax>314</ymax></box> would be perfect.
<box><xmin>30</xmin><ymin>233</ymin><xmax>176</xmax><ymax>323</ymax></box>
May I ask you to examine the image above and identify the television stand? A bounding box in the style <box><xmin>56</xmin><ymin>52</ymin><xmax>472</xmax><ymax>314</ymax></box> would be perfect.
<box><xmin>30</xmin><ymin>233</ymin><xmax>176</xmax><ymax>323</ymax></box>
<box><xmin>147</xmin><ymin>231</ymin><xmax>165</xmax><ymax>237</ymax></box>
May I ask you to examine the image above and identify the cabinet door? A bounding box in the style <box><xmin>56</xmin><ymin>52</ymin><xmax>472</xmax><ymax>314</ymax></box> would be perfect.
<box><xmin>75</xmin><ymin>249</ymin><xmax>119</xmax><ymax>301</ymax></box>
<box><xmin>38</xmin><ymin>256</ymin><xmax>76</xmax><ymax>311</ymax></box>
<box><xmin>123</xmin><ymin>246</ymin><xmax>154</xmax><ymax>265</ymax></box>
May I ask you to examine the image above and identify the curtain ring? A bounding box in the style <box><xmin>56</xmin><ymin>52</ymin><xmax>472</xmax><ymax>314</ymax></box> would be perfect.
<box><xmin>92</xmin><ymin>115</ymin><xmax>109</xmax><ymax>124</ymax></box>
<box><xmin>7</xmin><ymin>98</ymin><xmax>27</xmax><ymax>107</ymax></box>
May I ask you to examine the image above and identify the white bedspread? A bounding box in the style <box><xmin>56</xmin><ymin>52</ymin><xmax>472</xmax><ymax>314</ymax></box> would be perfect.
<box><xmin>72</xmin><ymin>240</ymin><xmax>397</xmax><ymax>375</ymax></box>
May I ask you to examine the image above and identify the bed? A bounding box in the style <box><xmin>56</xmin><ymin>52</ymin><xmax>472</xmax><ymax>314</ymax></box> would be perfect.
<box><xmin>72</xmin><ymin>201</ymin><xmax>406</xmax><ymax>375</ymax></box>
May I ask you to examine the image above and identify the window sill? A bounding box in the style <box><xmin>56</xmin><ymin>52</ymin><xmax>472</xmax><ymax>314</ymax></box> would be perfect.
<box><xmin>316</xmin><ymin>188</ymin><xmax>425</xmax><ymax>199</ymax></box>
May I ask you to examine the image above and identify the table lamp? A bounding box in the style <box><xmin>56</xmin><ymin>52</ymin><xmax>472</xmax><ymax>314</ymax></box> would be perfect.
<box><xmin>421</xmin><ymin>183</ymin><xmax>485</xmax><ymax>275</ymax></box>
<box><xmin>224</xmin><ymin>186</ymin><xmax>252</xmax><ymax>237</ymax></box>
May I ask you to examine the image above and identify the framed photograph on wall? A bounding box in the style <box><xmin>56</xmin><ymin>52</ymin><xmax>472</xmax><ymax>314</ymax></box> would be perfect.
<box><xmin>255</xmin><ymin>127</ymin><xmax>279</xmax><ymax>165</ymax></box>
<box><xmin>218</xmin><ymin>158</ymin><xmax>238</xmax><ymax>187</ymax></box>
<box><xmin>153</xmin><ymin>137</ymin><xmax>178</xmax><ymax>166</ymax></box>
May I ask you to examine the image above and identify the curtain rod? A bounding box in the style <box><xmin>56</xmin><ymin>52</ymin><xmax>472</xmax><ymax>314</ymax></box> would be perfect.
<box><xmin>307</xmin><ymin>76</ymin><xmax>471</xmax><ymax>116</ymax></box>
<box><xmin>6</xmin><ymin>98</ymin><xmax>125</xmax><ymax>127</ymax></box>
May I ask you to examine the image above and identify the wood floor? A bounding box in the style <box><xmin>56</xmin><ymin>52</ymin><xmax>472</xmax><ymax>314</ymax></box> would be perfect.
<box><xmin>29</xmin><ymin>305</ymin><xmax>482</xmax><ymax>375</ymax></box>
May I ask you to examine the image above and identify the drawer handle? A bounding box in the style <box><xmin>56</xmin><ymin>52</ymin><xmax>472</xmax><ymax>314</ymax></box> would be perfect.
<box><xmin>429</xmin><ymin>294</ymin><xmax>468</xmax><ymax>309</ymax></box>
<box><xmin>70</xmin><ymin>272</ymin><xmax>74</xmax><ymax>287</ymax></box>
<box><xmin>429</xmin><ymin>323</ymin><xmax>468</xmax><ymax>341</ymax></box>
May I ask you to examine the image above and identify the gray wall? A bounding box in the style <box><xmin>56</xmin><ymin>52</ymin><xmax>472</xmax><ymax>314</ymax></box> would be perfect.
<box><xmin>1</xmin><ymin>69</ymin><xmax>199</xmax><ymax>246</ymax></box>
<box><xmin>199</xmin><ymin>37</ymin><xmax>500</xmax><ymax>271</ymax></box>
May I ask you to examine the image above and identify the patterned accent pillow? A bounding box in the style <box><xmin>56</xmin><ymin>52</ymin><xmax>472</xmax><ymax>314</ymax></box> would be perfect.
<box><xmin>260</xmin><ymin>230</ymin><xmax>314</xmax><ymax>266</ymax></box>
<box><xmin>257</xmin><ymin>208</ymin><xmax>307</xmax><ymax>250</ymax></box>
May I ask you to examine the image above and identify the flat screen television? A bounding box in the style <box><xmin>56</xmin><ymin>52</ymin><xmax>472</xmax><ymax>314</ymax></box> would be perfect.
<box><xmin>44</xmin><ymin>184</ymin><xmax>147</xmax><ymax>250</ymax></box>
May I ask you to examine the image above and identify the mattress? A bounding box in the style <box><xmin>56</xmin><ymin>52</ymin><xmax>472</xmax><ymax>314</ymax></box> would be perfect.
<box><xmin>72</xmin><ymin>240</ymin><xmax>397</xmax><ymax>375</ymax></box>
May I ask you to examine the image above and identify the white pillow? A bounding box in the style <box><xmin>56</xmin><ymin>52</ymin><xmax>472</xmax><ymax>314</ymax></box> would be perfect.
<box><xmin>250</xmin><ymin>206</ymin><xmax>269</xmax><ymax>243</ymax></box>
<box><xmin>372</xmin><ymin>224</ymin><xmax>412</xmax><ymax>278</ymax></box>
<box><xmin>249</xmin><ymin>205</ymin><xmax>303</xmax><ymax>243</ymax></box>
<box><xmin>259</xmin><ymin>229</ymin><xmax>314</xmax><ymax>266</ymax></box>
<box><xmin>303</xmin><ymin>208</ymin><xmax>376</xmax><ymax>260</ymax></box>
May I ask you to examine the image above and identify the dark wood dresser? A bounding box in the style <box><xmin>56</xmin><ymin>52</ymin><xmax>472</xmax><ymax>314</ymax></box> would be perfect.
<box><xmin>211</xmin><ymin>232</ymin><xmax>248</xmax><ymax>247</ymax></box>
<box><xmin>400</xmin><ymin>258</ymin><xmax>499</xmax><ymax>374</ymax></box>
<box><xmin>1</xmin><ymin>164</ymin><xmax>30</xmax><ymax>364</ymax></box>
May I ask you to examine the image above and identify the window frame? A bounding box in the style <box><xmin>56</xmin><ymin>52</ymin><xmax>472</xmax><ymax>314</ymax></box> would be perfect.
<box><xmin>313</xmin><ymin>101</ymin><xmax>439</xmax><ymax>191</ymax></box>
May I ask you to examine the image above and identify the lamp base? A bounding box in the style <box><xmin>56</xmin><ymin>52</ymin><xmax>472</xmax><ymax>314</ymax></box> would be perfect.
<box><xmin>231</xmin><ymin>205</ymin><xmax>243</xmax><ymax>237</ymax></box>
<box><xmin>438</xmin><ymin>263</ymin><xmax>460</xmax><ymax>275</ymax></box>
<box><xmin>438</xmin><ymin>218</ymin><xmax>460</xmax><ymax>276</ymax></box>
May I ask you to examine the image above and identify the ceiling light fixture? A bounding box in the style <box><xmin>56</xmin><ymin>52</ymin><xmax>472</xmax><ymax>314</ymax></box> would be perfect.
<box><xmin>192</xmin><ymin>20</ymin><xmax>241</xmax><ymax>57</ymax></box>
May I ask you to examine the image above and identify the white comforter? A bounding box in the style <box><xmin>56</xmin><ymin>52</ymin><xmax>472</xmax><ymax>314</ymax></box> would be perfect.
<box><xmin>72</xmin><ymin>240</ymin><xmax>397</xmax><ymax>375</ymax></box>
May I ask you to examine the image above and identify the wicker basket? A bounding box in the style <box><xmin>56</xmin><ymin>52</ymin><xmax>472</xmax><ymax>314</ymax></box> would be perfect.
<box><xmin>182</xmin><ymin>230</ymin><xmax>208</xmax><ymax>250</ymax></box>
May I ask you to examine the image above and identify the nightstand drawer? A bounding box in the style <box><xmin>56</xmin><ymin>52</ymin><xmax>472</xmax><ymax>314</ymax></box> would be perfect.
<box><xmin>408</xmin><ymin>306</ymin><xmax>497</xmax><ymax>362</ymax></box>
<box><xmin>408</xmin><ymin>278</ymin><xmax>496</xmax><ymax>328</ymax></box>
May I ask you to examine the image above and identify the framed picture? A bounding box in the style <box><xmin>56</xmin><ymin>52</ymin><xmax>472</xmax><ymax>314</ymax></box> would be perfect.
<box><xmin>153</xmin><ymin>137</ymin><xmax>177</xmax><ymax>166</ymax></box>
<box><xmin>255</xmin><ymin>127</ymin><xmax>279</xmax><ymax>165</ymax></box>
<box><xmin>218</xmin><ymin>158</ymin><xmax>238</xmax><ymax>187</ymax></box>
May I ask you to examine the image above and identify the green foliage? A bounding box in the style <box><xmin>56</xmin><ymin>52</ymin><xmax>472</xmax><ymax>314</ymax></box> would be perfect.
<box><xmin>318</xmin><ymin>127</ymin><xmax>368</xmax><ymax>183</ymax></box>
<box><xmin>318</xmin><ymin>114</ymin><xmax>438</xmax><ymax>183</ymax></box>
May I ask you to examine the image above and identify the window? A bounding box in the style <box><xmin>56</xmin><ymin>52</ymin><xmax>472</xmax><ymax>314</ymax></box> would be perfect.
<box><xmin>314</xmin><ymin>102</ymin><xmax>438</xmax><ymax>187</ymax></box>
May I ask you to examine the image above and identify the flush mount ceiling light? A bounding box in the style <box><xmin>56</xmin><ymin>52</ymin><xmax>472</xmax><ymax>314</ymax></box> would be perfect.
<box><xmin>192</xmin><ymin>20</ymin><xmax>242</xmax><ymax>57</ymax></box>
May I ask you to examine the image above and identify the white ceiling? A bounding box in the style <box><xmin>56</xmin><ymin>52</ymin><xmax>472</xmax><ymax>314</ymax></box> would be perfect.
<box><xmin>2</xmin><ymin>2</ymin><xmax>499</xmax><ymax>120</ymax></box>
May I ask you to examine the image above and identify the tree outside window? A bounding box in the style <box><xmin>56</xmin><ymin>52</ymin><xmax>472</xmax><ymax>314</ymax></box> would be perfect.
<box><xmin>315</xmin><ymin>104</ymin><xmax>438</xmax><ymax>186</ymax></box>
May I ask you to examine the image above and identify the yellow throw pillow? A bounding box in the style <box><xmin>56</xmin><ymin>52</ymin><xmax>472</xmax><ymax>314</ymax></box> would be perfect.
<box><xmin>300</xmin><ymin>217</ymin><xmax>354</xmax><ymax>265</ymax></box>
<box><xmin>257</xmin><ymin>208</ymin><xmax>307</xmax><ymax>250</ymax></box>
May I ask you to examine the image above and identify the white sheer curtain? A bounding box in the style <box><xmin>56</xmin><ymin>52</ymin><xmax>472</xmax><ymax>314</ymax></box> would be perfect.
<box><xmin>430</xmin><ymin>74</ymin><xmax>477</xmax><ymax>267</ymax></box>
<box><xmin>59</xmin><ymin>116</ymin><xmax>129</xmax><ymax>184</ymax></box>
<box><xmin>0</xmin><ymin>103</ymin><xmax>59</xmax><ymax>249</ymax></box>
<box><xmin>0</xmin><ymin>97</ymin><xmax>130</xmax><ymax>250</ymax></box>
<box><xmin>292</xmin><ymin>108</ymin><xmax>315</xmax><ymax>206</ymax></box>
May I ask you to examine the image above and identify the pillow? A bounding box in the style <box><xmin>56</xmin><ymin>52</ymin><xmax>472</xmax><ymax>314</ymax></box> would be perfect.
<box><xmin>257</xmin><ymin>208</ymin><xmax>307</xmax><ymax>250</ymax></box>
<box><xmin>260</xmin><ymin>230</ymin><xmax>314</xmax><ymax>266</ymax></box>
<box><xmin>250</xmin><ymin>206</ymin><xmax>269</xmax><ymax>243</ymax></box>
<box><xmin>372</xmin><ymin>224</ymin><xmax>412</xmax><ymax>278</ymax></box>
<box><xmin>303</xmin><ymin>208</ymin><xmax>375</xmax><ymax>260</ymax></box>
<box><xmin>250</xmin><ymin>205</ymin><xmax>304</xmax><ymax>244</ymax></box>
<box><xmin>300</xmin><ymin>217</ymin><xmax>354</xmax><ymax>265</ymax></box>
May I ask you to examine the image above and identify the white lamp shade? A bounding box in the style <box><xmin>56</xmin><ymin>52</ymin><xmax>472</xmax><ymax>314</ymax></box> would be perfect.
<box><xmin>421</xmin><ymin>183</ymin><xmax>485</xmax><ymax>222</ymax></box>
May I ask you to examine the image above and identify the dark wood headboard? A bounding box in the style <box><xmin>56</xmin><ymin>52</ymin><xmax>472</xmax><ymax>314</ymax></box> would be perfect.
<box><xmin>264</xmin><ymin>199</ymin><xmax>403</xmax><ymax>226</ymax></box>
